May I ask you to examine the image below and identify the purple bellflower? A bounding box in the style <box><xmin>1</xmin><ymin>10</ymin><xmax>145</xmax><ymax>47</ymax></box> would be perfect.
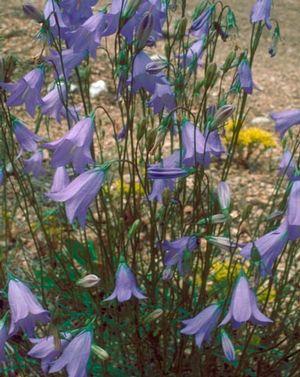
<box><xmin>204</xmin><ymin>129</ymin><xmax>226</xmax><ymax>159</ymax></box>
<box><xmin>287</xmin><ymin>180</ymin><xmax>300</xmax><ymax>240</ymax></box>
<box><xmin>47</xmin><ymin>166</ymin><xmax>108</xmax><ymax>227</ymax></box>
<box><xmin>49</xmin><ymin>330</ymin><xmax>92</xmax><ymax>377</ymax></box>
<box><xmin>45</xmin><ymin>48</ymin><xmax>86</xmax><ymax>79</ymax></box>
<box><xmin>180</xmin><ymin>39</ymin><xmax>205</xmax><ymax>68</ymax></box>
<box><xmin>238</xmin><ymin>57</ymin><xmax>253</xmax><ymax>94</ymax></box>
<box><xmin>43</xmin><ymin>0</ymin><xmax>69</xmax><ymax>41</ymax></box>
<box><xmin>60</xmin><ymin>0</ymin><xmax>98</xmax><ymax>27</ymax></box>
<box><xmin>181</xmin><ymin>304</ymin><xmax>221</xmax><ymax>348</ymax></box>
<box><xmin>147</xmin><ymin>166</ymin><xmax>189</xmax><ymax>180</ymax></box>
<box><xmin>68</xmin><ymin>11</ymin><xmax>105</xmax><ymax>59</ymax></box>
<box><xmin>181</xmin><ymin>120</ymin><xmax>211</xmax><ymax>167</ymax></box>
<box><xmin>270</xmin><ymin>109</ymin><xmax>300</xmax><ymax>138</ymax></box>
<box><xmin>44</xmin><ymin>116</ymin><xmax>94</xmax><ymax>173</ymax></box>
<box><xmin>12</xmin><ymin>119</ymin><xmax>42</xmax><ymax>154</ymax></box>
<box><xmin>104</xmin><ymin>261</ymin><xmax>147</xmax><ymax>303</ymax></box>
<box><xmin>49</xmin><ymin>166</ymin><xmax>70</xmax><ymax>194</ymax></box>
<box><xmin>0</xmin><ymin>67</ymin><xmax>44</xmax><ymax>117</ymax></box>
<box><xmin>219</xmin><ymin>275</ymin><xmax>273</xmax><ymax>328</ymax></box>
<box><xmin>41</xmin><ymin>82</ymin><xmax>78</xmax><ymax>124</ymax></box>
<box><xmin>278</xmin><ymin>150</ymin><xmax>295</xmax><ymax>178</ymax></box>
<box><xmin>190</xmin><ymin>6</ymin><xmax>214</xmax><ymax>39</ymax></box>
<box><xmin>24</xmin><ymin>150</ymin><xmax>46</xmax><ymax>178</ymax></box>
<box><xmin>221</xmin><ymin>329</ymin><xmax>236</xmax><ymax>362</ymax></box>
<box><xmin>251</xmin><ymin>0</ymin><xmax>272</xmax><ymax>30</ymax></box>
<box><xmin>160</xmin><ymin>236</ymin><xmax>198</xmax><ymax>276</ymax></box>
<box><xmin>28</xmin><ymin>335</ymin><xmax>70</xmax><ymax>374</ymax></box>
<box><xmin>8</xmin><ymin>278</ymin><xmax>50</xmax><ymax>337</ymax></box>
<box><xmin>0</xmin><ymin>319</ymin><xmax>8</xmax><ymax>362</ymax></box>
<box><xmin>148</xmin><ymin>83</ymin><xmax>176</xmax><ymax>114</ymax></box>
<box><xmin>241</xmin><ymin>221</ymin><xmax>288</xmax><ymax>276</ymax></box>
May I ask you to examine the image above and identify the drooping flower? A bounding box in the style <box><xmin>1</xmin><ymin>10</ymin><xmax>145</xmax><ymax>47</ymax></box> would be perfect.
<box><xmin>190</xmin><ymin>6</ymin><xmax>214</xmax><ymax>39</ymax></box>
<box><xmin>270</xmin><ymin>109</ymin><xmax>300</xmax><ymax>138</ymax></box>
<box><xmin>44</xmin><ymin>116</ymin><xmax>94</xmax><ymax>173</ymax></box>
<box><xmin>206</xmin><ymin>236</ymin><xmax>241</xmax><ymax>252</ymax></box>
<box><xmin>221</xmin><ymin>329</ymin><xmax>235</xmax><ymax>362</ymax></box>
<box><xmin>204</xmin><ymin>129</ymin><xmax>226</xmax><ymax>158</ymax></box>
<box><xmin>8</xmin><ymin>278</ymin><xmax>50</xmax><ymax>337</ymax></box>
<box><xmin>41</xmin><ymin>82</ymin><xmax>78</xmax><ymax>124</ymax></box>
<box><xmin>241</xmin><ymin>221</ymin><xmax>288</xmax><ymax>275</ymax></box>
<box><xmin>68</xmin><ymin>11</ymin><xmax>105</xmax><ymax>59</ymax></box>
<box><xmin>28</xmin><ymin>335</ymin><xmax>70</xmax><ymax>374</ymax></box>
<box><xmin>49</xmin><ymin>330</ymin><xmax>92</xmax><ymax>377</ymax></box>
<box><xmin>278</xmin><ymin>150</ymin><xmax>295</xmax><ymax>178</ymax></box>
<box><xmin>49</xmin><ymin>167</ymin><xmax>70</xmax><ymax>194</ymax></box>
<box><xmin>251</xmin><ymin>0</ymin><xmax>272</xmax><ymax>30</ymax></box>
<box><xmin>47</xmin><ymin>166</ymin><xmax>108</xmax><ymax>227</ymax></box>
<box><xmin>136</xmin><ymin>11</ymin><xmax>154</xmax><ymax>50</ymax></box>
<box><xmin>287</xmin><ymin>181</ymin><xmax>300</xmax><ymax>241</ymax></box>
<box><xmin>45</xmin><ymin>49</ymin><xmax>86</xmax><ymax>79</ymax></box>
<box><xmin>219</xmin><ymin>275</ymin><xmax>273</xmax><ymax>328</ymax></box>
<box><xmin>181</xmin><ymin>304</ymin><xmax>221</xmax><ymax>348</ymax></box>
<box><xmin>76</xmin><ymin>274</ymin><xmax>100</xmax><ymax>288</ymax></box>
<box><xmin>23</xmin><ymin>150</ymin><xmax>46</xmax><ymax>178</ymax></box>
<box><xmin>147</xmin><ymin>166</ymin><xmax>189</xmax><ymax>180</ymax></box>
<box><xmin>217</xmin><ymin>181</ymin><xmax>231</xmax><ymax>212</ymax></box>
<box><xmin>12</xmin><ymin>118</ymin><xmax>42</xmax><ymax>154</ymax></box>
<box><xmin>148</xmin><ymin>83</ymin><xmax>176</xmax><ymax>114</ymax></box>
<box><xmin>104</xmin><ymin>261</ymin><xmax>147</xmax><ymax>303</ymax></box>
<box><xmin>0</xmin><ymin>67</ymin><xmax>44</xmax><ymax>117</ymax></box>
<box><xmin>181</xmin><ymin>121</ymin><xmax>211</xmax><ymax>167</ymax></box>
<box><xmin>237</xmin><ymin>58</ymin><xmax>253</xmax><ymax>94</ymax></box>
<box><xmin>160</xmin><ymin>236</ymin><xmax>198</xmax><ymax>275</ymax></box>
<box><xmin>60</xmin><ymin>0</ymin><xmax>98</xmax><ymax>27</ymax></box>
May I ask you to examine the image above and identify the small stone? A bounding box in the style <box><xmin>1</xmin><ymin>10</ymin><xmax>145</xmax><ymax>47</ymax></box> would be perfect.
<box><xmin>251</xmin><ymin>116</ymin><xmax>271</xmax><ymax>125</ymax></box>
<box><xmin>90</xmin><ymin>80</ymin><xmax>107</xmax><ymax>98</ymax></box>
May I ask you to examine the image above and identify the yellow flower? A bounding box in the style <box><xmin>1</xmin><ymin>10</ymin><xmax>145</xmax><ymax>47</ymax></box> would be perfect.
<box><xmin>114</xmin><ymin>179</ymin><xmax>144</xmax><ymax>196</ymax></box>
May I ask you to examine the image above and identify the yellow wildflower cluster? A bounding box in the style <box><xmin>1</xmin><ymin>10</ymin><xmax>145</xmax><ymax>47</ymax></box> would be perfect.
<box><xmin>114</xmin><ymin>179</ymin><xmax>144</xmax><ymax>196</ymax></box>
<box><xmin>225</xmin><ymin>120</ymin><xmax>277</xmax><ymax>149</ymax></box>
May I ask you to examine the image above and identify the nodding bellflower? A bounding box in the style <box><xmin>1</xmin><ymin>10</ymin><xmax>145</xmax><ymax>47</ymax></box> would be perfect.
<box><xmin>8</xmin><ymin>279</ymin><xmax>50</xmax><ymax>337</ymax></box>
<box><xmin>43</xmin><ymin>0</ymin><xmax>69</xmax><ymax>41</ymax></box>
<box><xmin>60</xmin><ymin>0</ymin><xmax>98</xmax><ymax>27</ymax></box>
<box><xmin>23</xmin><ymin>150</ymin><xmax>46</xmax><ymax>178</ymax></box>
<box><xmin>47</xmin><ymin>166</ymin><xmax>108</xmax><ymax>227</ymax></box>
<box><xmin>241</xmin><ymin>221</ymin><xmax>288</xmax><ymax>276</ymax></box>
<box><xmin>41</xmin><ymin>82</ymin><xmax>78</xmax><ymax>124</ymax></box>
<box><xmin>287</xmin><ymin>180</ymin><xmax>300</xmax><ymax>241</ymax></box>
<box><xmin>44</xmin><ymin>116</ymin><xmax>94</xmax><ymax>173</ymax></box>
<box><xmin>104</xmin><ymin>261</ymin><xmax>147</xmax><ymax>303</ymax></box>
<box><xmin>49</xmin><ymin>330</ymin><xmax>92</xmax><ymax>377</ymax></box>
<box><xmin>45</xmin><ymin>49</ymin><xmax>86</xmax><ymax>79</ymax></box>
<box><xmin>28</xmin><ymin>335</ymin><xmax>70</xmax><ymax>374</ymax></box>
<box><xmin>189</xmin><ymin>6</ymin><xmax>213</xmax><ymax>39</ymax></box>
<box><xmin>270</xmin><ymin>109</ymin><xmax>300</xmax><ymax>138</ymax></box>
<box><xmin>12</xmin><ymin>119</ymin><xmax>42</xmax><ymax>154</ymax></box>
<box><xmin>0</xmin><ymin>67</ymin><xmax>44</xmax><ymax>117</ymax></box>
<box><xmin>237</xmin><ymin>57</ymin><xmax>253</xmax><ymax>94</ymax></box>
<box><xmin>147</xmin><ymin>166</ymin><xmax>189</xmax><ymax>180</ymax></box>
<box><xmin>219</xmin><ymin>275</ymin><xmax>273</xmax><ymax>328</ymax></box>
<box><xmin>180</xmin><ymin>39</ymin><xmax>205</xmax><ymax>68</ymax></box>
<box><xmin>49</xmin><ymin>166</ymin><xmax>70</xmax><ymax>194</ymax></box>
<box><xmin>251</xmin><ymin>0</ymin><xmax>272</xmax><ymax>30</ymax></box>
<box><xmin>160</xmin><ymin>236</ymin><xmax>198</xmax><ymax>276</ymax></box>
<box><xmin>181</xmin><ymin>304</ymin><xmax>221</xmax><ymax>348</ymax></box>
<box><xmin>221</xmin><ymin>330</ymin><xmax>236</xmax><ymax>362</ymax></box>
<box><xmin>148</xmin><ymin>83</ymin><xmax>176</xmax><ymax>114</ymax></box>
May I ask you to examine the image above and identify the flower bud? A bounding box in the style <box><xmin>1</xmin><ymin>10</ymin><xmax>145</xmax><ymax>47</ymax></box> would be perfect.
<box><xmin>197</xmin><ymin>214</ymin><xmax>227</xmax><ymax>225</ymax></box>
<box><xmin>206</xmin><ymin>236</ymin><xmax>239</xmax><ymax>252</ymax></box>
<box><xmin>222</xmin><ymin>51</ymin><xmax>236</xmax><ymax>72</ymax></box>
<box><xmin>204</xmin><ymin>63</ymin><xmax>217</xmax><ymax>89</ymax></box>
<box><xmin>146</xmin><ymin>129</ymin><xmax>157</xmax><ymax>152</ymax></box>
<box><xmin>91</xmin><ymin>344</ymin><xmax>109</xmax><ymax>360</ymax></box>
<box><xmin>221</xmin><ymin>329</ymin><xmax>236</xmax><ymax>362</ymax></box>
<box><xmin>136</xmin><ymin>12</ymin><xmax>154</xmax><ymax>50</ymax></box>
<box><xmin>145</xmin><ymin>59</ymin><xmax>168</xmax><ymax>75</ymax></box>
<box><xmin>76</xmin><ymin>274</ymin><xmax>100</xmax><ymax>288</ymax></box>
<box><xmin>128</xmin><ymin>219</ymin><xmax>141</xmax><ymax>239</ymax></box>
<box><xmin>176</xmin><ymin>17</ymin><xmax>188</xmax><ymax>39</ymax></box>
<box><xmin>217</xmin><ymin>181</ymin><xmax>231</xmax><ymax>212</ymax></box>
<box><xmin>144</xmin><ymin>309</ymin><xmax>163</xmax><ymax>323</ymax></box>
<box><xmin>23</xmin><ymin>3</ymin><xmax>44</xmax><ymax>23</ymax></box>
<box><xmin>122</xmin><ymin>0</ymin><xmax>141</xmax><ymax>22</ymax></box>
<box><xmin>211</xmin><ymin>105</ymin><xmax>234</xmax><ymax>129</ymax></box>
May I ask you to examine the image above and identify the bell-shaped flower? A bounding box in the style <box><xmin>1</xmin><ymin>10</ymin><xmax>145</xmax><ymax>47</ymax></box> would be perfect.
<box><xmin>104</xmin><ymin>261</ymin><xmax>147</xmax><ymax>303</ymax></box>
<box><xmin>219</xmin><ymin>275</ymin><xmax>273</xmax><ymax>328</ymax></box>
<box><xmin>43</xmin><ymin>0</ymin><xmax>69</xmax><ymax>41</ymax></box>
<box><xmin>60</xmin><ymin>0</ymin><xmax>97</xmax><ymax>27</ymax></box>
<box><xmin>8</xmin><ymin>278</ymin><xmax>50</xmax><ymax>337</ymax></box>
<box><xmin>160</xmin><ymin>236</ymin><xmax>198</xmax><ymax>275</ymax></box>
<box><xmin>45</xmin><ymin>48</ymin><xmax>86</xmax><ymax>79</ymax></box>
<box><xmin>41</xmin><ymin>82</ymin><xmax>78</xmax><ymax>124</ymax></box>
<box><xmin>251</xmin><ymin>0</ymin><xmax>272</xmax><ymax>30</ymax></box>
<box><xmin>181</xmin><ymin>121</ymin><xmax>211</xmax><ymax>167</ymax></box>
<box><xmin>221</xmin><ymin>330</ymin><xmax>235</xmax><ymax>362</ymax></box>
<box><xmin>287</xmin><ymin>180</ymin><xmax>300</xmax><ymax>240</ymax></box>
<box><xmin>241</xmin><ymin>221</ymin><xmax>288</xmax><ymax>276</ymax></box>
<box><xmin>28</xmin><ymin>334</ymin><xmax>70</xmax><ymax>374</ymax></box>
<box><xmin>270</xmin><ymin>109</ymin><xmax>300</xmax><ymax>138</ymax></box>
<box><xmin>189</xmin><ymin>6</ymin><xmax>214</xmax><ymax>38</ymax></box>
<box><xmin>48</xmin><ymin>167</ymin><xmax>70</xmax><ymax>194</ymax></box>
<box><xmin>0</xmin><ymin>67</ymin><xmax>44</xmax><ymax>117</ymax></box>
<box><xmin>278</xmin><ymin>150</ymin><xmax>295</xmax><ymax>178</ymax></box>
<box><xmin>12</xmin><ymin>118</ymin><xmax>42</xmax><ymax>154</ymax></box>
<box><xmin>68</xmin><ymin>11</ymin><xmax>105</xmax><ymax>58</ymax></box>
<box><xmin>237</xmin><ymin>58</ymin><xmax>253</xmax><ymax>94</ymax></box>
<box><xmin>148</xmin><ymin>83</ymin><xmax>176</xmax><ymax>114</ymax></box>
<box><xmin>204</xmin><ymin>129</ymin><xmax>226</xmax><ymax>158</ymax></box>
<box><xmin>49</xmin><ymin>330</ymin><xmax>92</xmax><ymax>377</ymax></box>
<box><xmin>24</xmin><ymin>150</ymin><xmax>46</xmax><ymax>178</ymax></box>
<box><xmin>181</xmin><ymin>304</ymin><xmax>221</xmax><ymax>348</ymax></box>
<box><xmin>44</xmin><ymin>116</ymin><xmax>94</xmax><ymax>173</ymax></box>
<box><xmin>180</xmin><ymin>39</ymin><xmax>205</xmax><ymax>68</ymax></box>
<box><xmin>47</xmin><ymin>166</ymin><xmax>108</xmax><ymax>227</ymax></box>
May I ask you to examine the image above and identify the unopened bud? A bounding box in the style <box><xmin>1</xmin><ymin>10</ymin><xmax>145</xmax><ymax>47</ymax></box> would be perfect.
<box><xmin>76</xmin><ymin>274</ymin><xmax>100</xmax><ymax>288</ymax></box>
<box><xmin>197</xmin><ymin>213</ymin><xmax>227</xmax><ymax>225</ymax></box>
<box><xmin>128</xmin><ymin>219</ymin><xmax>141</xmax><ymax>239</ymax></box>
<box><xmin>136</xmin><ymin>12</ymin><xmax>154</xmax><ymax>50</ymax></box>
<box><xmin>146</xmin><ymin>129</ymin><xmax>157</xmax><ymax>151</ymax></box>
<box><xmin>144</xmin><ymin>309</ymin><xmax>163</xmax><ymax>323</ymax></box>
<box><xmin>217</xmin><ymin>181</ymin><xmax>231</xmax><ymax>213</ymax></box>
<box><xmin>146</xmin><ymin>59</ymin><xmax>168</xmax><ymax>75</ymax></box>
<box><xmin>92</xmin><ymin>344</ymin><xmax>109</xmax><ymax>360</ymax></box>
<box><xmin>23</xmin><ymin>3</ymin><xmax>44</xmax><ymax>23</ymax></box>
<box><xmin>211</xmin><ymin>105</ymin><xmax>234</xmax><ymax>129</ymax></box>
<box><xmin>122</xmin><ymin>0</ymin><xmax>141</xmax><ymax>22</ymax></box>
<box><xmin>222</xmin><ymin>51</ymin><xmax>236</xmax><ymax>72</ymax></box>
<box><xmin>176</xmin><ymin>17</ymin><xmax>188</xmax><ymax>39</ymax></box>
<box><xmin>204</xmin><ymin>63</ymin><xmax>217</xmax><ymax>88</ymax></box>
<box><xmin>206</xmin><ymin>236</ymin><xmax>239</xmax><ymax>252</ymax></box>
